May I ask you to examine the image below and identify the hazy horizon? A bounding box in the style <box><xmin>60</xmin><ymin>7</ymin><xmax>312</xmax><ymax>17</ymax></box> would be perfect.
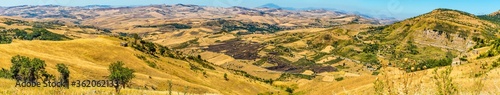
<box><xmin>1</xmin><ymin>0</ymin><xmax>500</xmax><ymax>20</ymax></box>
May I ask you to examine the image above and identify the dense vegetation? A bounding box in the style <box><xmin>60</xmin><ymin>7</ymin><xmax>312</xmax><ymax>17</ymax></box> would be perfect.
<box><xmin>0</xmin><ymin>55</ymin><xmax>73</xmax><ymax>89</ymax></box>
<box><xmin>406</xmin><ymin>58</ymin><xmax>452</xmax><ymax>72</ymax></box>
<box><xmin>119</xmin><ymin>33</ymin><xmax>216</xmax><ymax>71</ymax></box>
<box><xmin>478</xmin><ymin>15</ymin><xmax>500</xmax><ymax>25</ymax></box>
<box><xmin>135</xmin><ymin>23</ymin><xmax>192</xmax><ymax>29</ymax></box>
<box><xmin>10</xmin><ymin>55</ymin><xmax>53</xmax><ymax>82</ymax></box>
<box><xmin>478</xmin><ymin>39</ymin><xmax>500</xmax><ymax>58</ymax></box>
<box><xmin>203</xmin><ymin>19</ymin><xmax>285</xmax><ymax>33</ymax></box>
<box><xmin>0</xmin><ymin>28</ymin><xmax>70</xmax><ymax>44</ymax></box>
<box><xmin>277</xmin><ymin>73</ymin><xmax>315</xmax><ymax>80</ymax></box>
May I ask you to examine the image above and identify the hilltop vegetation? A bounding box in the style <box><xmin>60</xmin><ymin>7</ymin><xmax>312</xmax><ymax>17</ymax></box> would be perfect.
<box><xmin>357</xmin><ymin>8</ymin><xmax>499</xmax><ymax>71</ymax></box>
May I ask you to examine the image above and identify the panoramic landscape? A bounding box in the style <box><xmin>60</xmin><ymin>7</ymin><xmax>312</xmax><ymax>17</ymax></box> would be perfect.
<box><xmin>0</xmin><ymin>0</ymin><xmax>500</xmax><ymax>95</ymax></box>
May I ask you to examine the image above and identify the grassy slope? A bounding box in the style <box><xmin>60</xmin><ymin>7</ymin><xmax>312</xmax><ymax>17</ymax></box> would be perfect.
<box><xmin>0</xmin><ymin>36</ymin><xmax>281</xmax><ymax>95</ymax></box>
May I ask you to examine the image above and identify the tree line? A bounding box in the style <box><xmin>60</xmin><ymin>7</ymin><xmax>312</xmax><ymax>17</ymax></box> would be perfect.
<box><xmin>0</xmin><ymin>28</ymin><xmax>70</xmax><ymax>44</ymax></box>
<box><xmin>0</xmin><ymin>55</ymin><xmax>135</xmax><ymax>93</ymax></box>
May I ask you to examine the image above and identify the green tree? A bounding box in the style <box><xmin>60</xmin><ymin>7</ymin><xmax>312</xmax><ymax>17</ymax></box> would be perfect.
<box><xmin>108</xmin><ymin>61</ymin><xmax>135</xmax><ymax>94</ymax></box>
<box><xmin>144</xmin><ymin>42</ymin><xmax>156</xmax><ymax>55</ymax></box>
<box><xmin>56</xmin><ymin>63</ymin><xmax>70</xmax><ymax>88</ymax></box>
<box><xmin>224</xmin><ymin>73</ymin><xmax>228</xmax><ymax>81</ymax></box>
<box><xmin>130</xmin><ymin>33</ymin><xmax>141</xmax><ymax>44</ymax></box>
<box><xmin>285</xmin><ymin>87</ymin><xmax>294</xmax><ymax>94</ymax></box>
<box><xmin>10</xmin><ymin>55</ymin><xmax>49</xmax><ymax>82</ymax></box>
<box><xmin>0</xmin><ymin>35</ymin><xmax>12</xmax><ymax>44</ymax></box>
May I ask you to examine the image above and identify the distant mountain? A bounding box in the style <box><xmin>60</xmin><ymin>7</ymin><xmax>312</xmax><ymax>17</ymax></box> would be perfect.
<box><xmin>0</xmin><ymin>4</ymin><xmax>397</xmax><ymax>30</ymax></box>
<box><xmin>257</xmin><ymin>3</ymin><xmax>296</xmax><ymax>10</ymax></box>
<box><xmin>257</xmin><ymin>3</ymin><xmax>397</xmax><ymax>24</ymax></box>
<box><xmin>80</xmin><ymin>5</ymin><xmax>113</xmax><ymax>9</ymax></box>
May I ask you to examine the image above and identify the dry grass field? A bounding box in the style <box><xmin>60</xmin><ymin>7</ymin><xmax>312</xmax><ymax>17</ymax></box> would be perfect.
<box><xmin>0</xmin><ymin>36</ymin><xmax>283</xmax><ymax>95</ymax></box>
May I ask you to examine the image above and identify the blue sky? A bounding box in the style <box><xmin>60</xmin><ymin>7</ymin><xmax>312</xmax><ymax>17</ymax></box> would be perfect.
<box><xmin>1</xmin><ymin>0</ymin><xmax>499</xmax><ymax>19</ymax></box>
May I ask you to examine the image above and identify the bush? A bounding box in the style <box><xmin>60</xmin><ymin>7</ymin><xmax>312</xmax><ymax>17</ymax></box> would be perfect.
<box><xmin>285</xmin><ymin>87</ymin><xmax>294</xmax><ymax>94</ymax></box>
<box><xmin>3</xmin><ymin>21</ymin><xmax>14</xmax><ymax>25</ymax></box>
<box><xmin>372</xmin><ymin>71</ymin><xmax>380</xmax><ymax>75</ymax></box>
<box><xmin>145</xmin><ymin>60</ymin><xmax>157</xmax><ymax>68</ymax></box>
<box><xmin>323</xmin><ymin>57</ymin><xmax>344</xmax><ymax>65</ymax></box>
<box><xmin>0</xmin><ymin>68</ymin><xmax>11</xmax><ymax>79</ymax></box>
<box><xmin>292</xmin><ymin>57</ymin><xmax>315</xmax><ymax>66</ymax></box>
<box><xmin>363</xmin><ymin>43</ymin><xmax>379</xmax><ymax>53</ymax></box>
<box><xmin>188</xmin><ymin>55</ymin><xmax>215</xmax><ymax>70</ymax></box>
<box><xmin>359</xmin><ymin>53</ymin><xmax>379</xmax><ymax>65</ymax></box>
<box><xmin>224</xmin><ymin>73</ymin><xmax>228</xmax><ymax>81</ymax></box>
<box><xmin>408</xmin><ymin>58</ymin><xmax>452</xmax><ymax>72</ymax></box>
<box><xmin>0</xmin><ymin>35</ymin><xmax>12</xmax><ymax>44</ymax></box>
<box><xmin>252</xmin><ymin>58</ymin><xmax>268</xmax><ymax>66</ymax></box>
<box><xmin>478</xmin><ymin>39</ymin><xmax>500</xmax><ymax>58</ymax></box>
<box><xmin>432</xmin><ymin>66</ymin><xmax>457</xmax><ymax>95</ymax></box>
<box><xmin>277</xmin><ymin>73</ymin><xmax>315</xmax><ymax>80</ymax></box>
<box><xmin>135</xmin><ymin>23</ymin><xmax>192</xmax><ymax>29</ymax></box>
<box><xmin>335</xmin><ymin>77</ymin><xmax>344</xmax><ymax>81</ymax></box>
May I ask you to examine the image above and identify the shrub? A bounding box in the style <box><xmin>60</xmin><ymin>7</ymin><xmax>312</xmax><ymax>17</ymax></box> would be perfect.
<box><xmin>432</xmin><ymin>66</ymin><xmax>457</xmax><ymax>95</ymax></box>
<box><xmin>323</xmin><ymin>57</ymin><xmax>344</xmax><ymax>65</ymax></box>
<box><xmin>335</xmin><ymin>77</ymin><xmax>344</xmax><ymax>81</ymax></box>
<box><xmin>359</xmin><ymin>53</ymin><xmax>379</xmax><ymax>65</ymax></box>
<box><xmin>372</xmin><ymin>71</ymin><xmax>380</xmax><ymax>75</ymax></box>
<box><xmin>0</xmin><ymin>35</ymin><xmax>12</xmax><ymax>44</ymax></box>
<box><xmin>478</xmin><ymin>39</ymin><xmax>500</xmax><ymax>58</ymax></box>
<box><xmin>191</xmin><ymin>56</ymin><xmax>215</xmax><ymax>70</ymax></box>
<box><xmin>135</xmin><ymin>23</ymin><xmax>192</xmax><ymax>29</ymax></box>
<box><xmin>285</xmin><ymin>87</ymin><xmax>294</xmax><ymax>94</ymax></box>
<box><xmin>277</xmin><ymin>73</ymin><xmax>315</xmax><ymax>80</ymax></box>
<box><xmin>408</xmin><ymin>58</ymin><xmax>452</xmax><ymax>72</ymax></box>
<box><xmin>292</xmin><ymin>57</ymin><xmax>315</xmax><ymax>66</ymax></box>
<box><xmin>0</xmin><ymin>68</ymin><xmax>11</xmax><ymax>79</ymax></box>
<box><xmin>145</xmin><ymin>60</ymin><xmax>157</xmax><ymax>68</ymax></box>
<box><xmin>224</xmin><ymin>73</ymin><xmax>228</xmax><ymax>81</ymax></box>
<box><xmin>363</xmin><ymin>43</ymin><xmax>379</xmax><ymax>53</ymax></box>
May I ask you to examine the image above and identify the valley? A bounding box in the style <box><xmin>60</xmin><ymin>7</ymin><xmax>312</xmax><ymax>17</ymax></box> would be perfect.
<box><xmin>0</xmin><ymin>3</ymin><xmax>499</xmax><ymax>95</ymax></box>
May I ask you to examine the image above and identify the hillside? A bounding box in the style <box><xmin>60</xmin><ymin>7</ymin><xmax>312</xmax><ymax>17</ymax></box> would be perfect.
<box><xmin>0</xmin><ymin>36</ymin><xmax>286</xmax><ymax>94</ymax></box>
<box><xmin>358</xmin><ymin>8</ymin><xmax>499</xmax><ymax>70</ymax></box>
<box><xmin>478</xmin><ymin>10</ymin><xmax>500</xmax><ymax>25</ymax></box>
<box><xmin>1</xmin><ymin>4</ymin><xmax>500</xmax><ymax>95</ymax></box>
<box><xmin>0</xmin><ymin>17</ymin><xmax>285</xmax><ymax>95</ymax></box>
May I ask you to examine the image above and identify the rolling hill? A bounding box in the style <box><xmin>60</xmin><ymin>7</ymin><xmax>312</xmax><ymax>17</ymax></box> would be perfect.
<box><xmin>359</xmin><ymin>8</ymin><xmax>499</xmax><ymax>70</ymax></box>
<box><xmin>1</xmin><ymin>4</ymin><xmax>500</xmax><ymax>95</ymax></box>
<box><xmin>0</xmin><ymin>17</ymin><xmax>285</xmax><ymax>95</ymax></box>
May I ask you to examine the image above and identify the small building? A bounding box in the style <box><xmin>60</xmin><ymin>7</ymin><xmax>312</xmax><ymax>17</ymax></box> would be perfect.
<box><xmin>120</xmin><ymin>42</ymin><xmax>128</xmax><ymax>47</ymax></box>
<box><xmin>452</xmin><ymin>58</ymin><xmax>461</xmax><ymax>66</ymax></box>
